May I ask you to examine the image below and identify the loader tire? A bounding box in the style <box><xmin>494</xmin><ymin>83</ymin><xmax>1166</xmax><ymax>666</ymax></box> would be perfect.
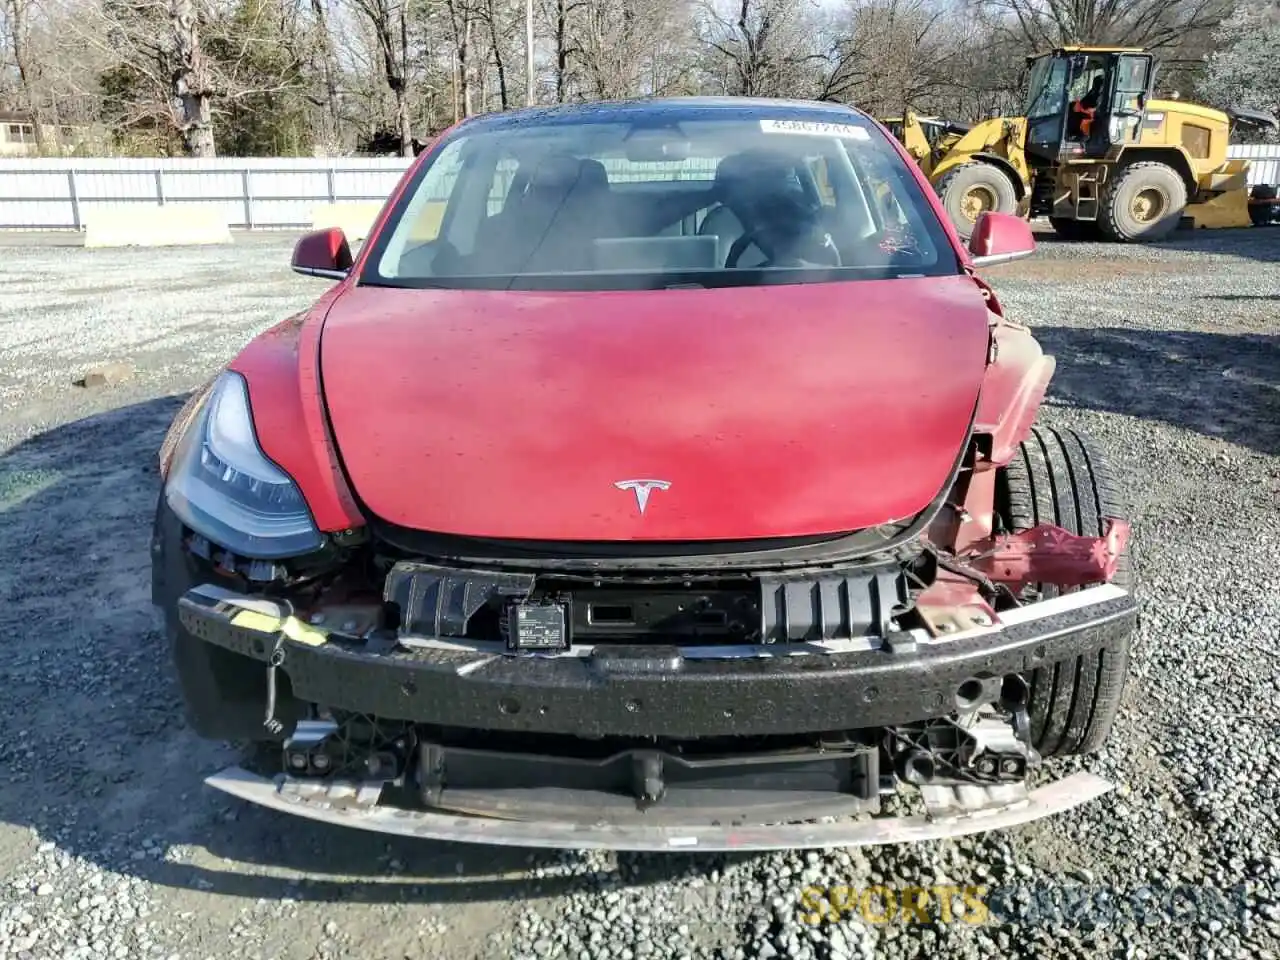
<box><xmin>1098</xmin><ymin>161</ymin><xmax>1187</xmax><ymax>242</ymax></box>
<box><xmin>1250</xmin><ymin>184</ymin><xmax>1277</xmax><ymax>227</ymax></box>
<box><xmin>936</xmin><ymin>162</ymin><xmax>1019</xmax><ymax>240</ymax></box>
<box><xmin>996</xmin><ymin>424</ymin><xmax>1135</xmax><ymax>758</ymax></box>
<box><xmin>1048</xmin><ymin>217</ymin><xmax>1100</xmax><ymax>241</ymax></box>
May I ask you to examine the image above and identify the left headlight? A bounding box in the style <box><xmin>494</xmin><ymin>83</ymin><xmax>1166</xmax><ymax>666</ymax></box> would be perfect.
<box><xmin>165</xmin><ymin>371</ymin><xmax>324</xmax><ymax>560</ymax></box>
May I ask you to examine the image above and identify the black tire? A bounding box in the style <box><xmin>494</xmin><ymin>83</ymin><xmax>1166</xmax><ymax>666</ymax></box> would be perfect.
<box><xmin>1250</xmin><ymin>184</ymin><xmax>1277</xmax><ymax>227</ymax></box>
<box><xmin>997</xmin><ymin>424</ymin><xmax>1135</xmax><ymax>758</ymax></box>
<box><xmin>1098</xmin><ymin>161</ymin><xmax>1187</xmax><ymax>242</ymax></box>
<box><xmin>935</xmin><ymin>162</ymin><xmax>1020</xmax><ymax>240</ymax></box>
<box><xmin>1048</xmin><ymin>217</ymin><xmax>1101</xmax><ymax>241</ymax></box>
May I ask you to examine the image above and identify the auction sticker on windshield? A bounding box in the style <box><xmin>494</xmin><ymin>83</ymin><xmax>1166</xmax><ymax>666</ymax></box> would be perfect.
<box><xmin>760</xmin><ymin>119</ymin><xmax>871</xmax><ymax>140</ymax></box>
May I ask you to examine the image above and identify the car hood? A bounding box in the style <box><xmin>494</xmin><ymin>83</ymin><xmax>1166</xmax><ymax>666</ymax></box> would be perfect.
<box><xmin>318</xmin><ymin>277</ymin><xmax>992</xmax><ymax>542</ymax></box>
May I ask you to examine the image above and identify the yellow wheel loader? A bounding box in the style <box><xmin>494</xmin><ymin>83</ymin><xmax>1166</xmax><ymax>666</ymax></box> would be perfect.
<box><xmin>880</xmin><ymin>114</ymin><xmax>972</xmax><ymax>178</ymax></box>
<box><xmin>884</xmin><ymin>46</ymin><xmax>1278</xmax><ymax>243</ymax></box>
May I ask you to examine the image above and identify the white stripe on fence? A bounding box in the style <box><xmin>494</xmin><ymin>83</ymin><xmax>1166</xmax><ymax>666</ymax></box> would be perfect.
<box><xmin>0</xmin><ymin>146</ymin><xmax>1276</xmax><ymax>230</ymax></box>
<box><xmin>0</xmin><ymin>157</ymin><xmax>414</xmax><ymax>230</ymax></box>
<box><xmin>1227</xmin><ymin>144</ymin><xmax>1280</xmax><ymax>189</ymax></box>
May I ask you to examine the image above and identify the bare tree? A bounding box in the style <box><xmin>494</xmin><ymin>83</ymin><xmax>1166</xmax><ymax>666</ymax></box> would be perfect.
<box><xmin>812</xmin><ymin>0</ymin><xmax>1007</xmax><ymax>120</ymax></box>
<box><xmin>811</xmin><ymin>0</ymin><xmax>946</xmax><ymax>109</ymax></box>
<box><xmin>344</xmin><ymin>0</ymin><xmax>413</xmax><ymax>153</ymax></box>
<box><xmin>306</xmin><ymin>0</ymin><xmax>342</xmax><ymax>151</ymax></box>
<box><xmin>942</xmin><ymin>13</ymin><xmax>1029</xmax><ymax>118</ymax></box>
<box><xmin>472</xmin><ymin>0</ymin><xmax>515</xmax><ymax>109</ymax></box>
<box><xmin>10</xmin><ymin>1</ymin><xmax>109</xmax><ymax>139</ymax></box>
<box><xmin>573</xmin><ymin>0</ymin><xmax>689</xmax><ymax>99</ymax></box>
<box><xmin>537</xmin><ymin>0</ymin><xmax>584</xmax><ymax>101</ymax></box>
<box><xmin>700</xmin><ymin>0</ymin><xmax>821</xmax><ymax>98</ymax></box>
<box><xmin>69</xmin><ymin>0</ymin><xmax>215</xmax><ymax>154</ymax></box>
<box><xmin>443</xmin><ymin>0</ymin><xmax>474</xmax><ymax>119</ymax></box>
<box><xmin>1</xmin><ymin>0</ymin><xmax>44</xmax><ymax>145</ymax></box>
<box><xmin>525</xmin><ymin>0</ymin><xmax>533</xmax><ymax>103</ymax></box>
<box><xmin>169</xmin><ymin>0</ymin><xmax>216</xmax><ymax>154</ymax></box>
<box><xmin>973</xmin><ymin>0</ymin><xmax>1230</xmax><ymax>50</ymax></box>
<box><xmin>74</xmin><ymin>0</ymin><xmax>317</xmax><ymax>156</ymax></box>
<box><xmin>332</xmin><ymin>15</ymin><xmax>394</xmax><ymax>138</ymax></box>
<box><xmin>1197</xmin><ymin>0</ymin><xmax>1280</xmax><ymax>134</ymax></box>
<box><xmin>7</xmin><ymin>0</ymin><xmax>1237</xmax><ymax>159</ymax></box>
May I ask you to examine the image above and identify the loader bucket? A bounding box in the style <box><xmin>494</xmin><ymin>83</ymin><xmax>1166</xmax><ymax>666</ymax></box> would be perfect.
<box><xmin>1185</xmin><ymin>160</ymin><xmax>1253</xmax><ymax>230</ymax></box>
<box><xmin>1186</xmin><ymin>189</ymin><xmax>1253</xmax><ymax>229</ymax></box>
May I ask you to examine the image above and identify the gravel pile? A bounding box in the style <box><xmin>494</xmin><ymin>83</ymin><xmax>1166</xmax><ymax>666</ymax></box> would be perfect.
<box><xmin>0</xmin><ymin>226</ymin><xmax>1277</xmax><ymax>960</ymax></box>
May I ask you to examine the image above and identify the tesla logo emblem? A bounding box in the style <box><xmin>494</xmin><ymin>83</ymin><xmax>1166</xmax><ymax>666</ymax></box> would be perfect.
<box><xmin>614</xmin><ymin>479</ymin><xmax>670</xmax><ymax>515</ymax></box>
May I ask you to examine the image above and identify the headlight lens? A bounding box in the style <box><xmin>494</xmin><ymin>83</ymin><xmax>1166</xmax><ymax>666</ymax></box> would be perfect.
<box><xmin>165</xmin><ymin>371</ymin><xmax>324</xmax><ymax>559</ymax></box>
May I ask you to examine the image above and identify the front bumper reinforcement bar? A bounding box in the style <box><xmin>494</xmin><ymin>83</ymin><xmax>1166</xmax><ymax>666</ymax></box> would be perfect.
<box><xmin>205</xmin><ymin>765</ymin><xmax>1113</xmax><ymax>852</ymax></box>
<box><xmin>177</xmin><ymin>582</ymin><xmax>1138</xmax><ymax>739</ymax></box>
<box><xmin>186</xmin><ymin>580</ymin><xmax>1132</xmax><ymax>848</ymax></box>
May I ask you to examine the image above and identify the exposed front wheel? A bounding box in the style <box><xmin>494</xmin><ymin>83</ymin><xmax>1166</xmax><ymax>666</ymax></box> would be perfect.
<box><xmin>997</xmin><ymin>425</ymin><xmax>1136</xmax><ymax>758</ymax></box>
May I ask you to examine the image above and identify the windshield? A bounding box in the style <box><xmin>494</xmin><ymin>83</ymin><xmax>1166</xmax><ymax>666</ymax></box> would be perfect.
<box><xmin>1024</xmin><ymin>56</ymin><xmax>1070</xmax><ymax>119</ymax></box>
<box><xmin>361</xmin><ymin>112</ymin><xmax>958</xmax><ymax>291</ymax></box>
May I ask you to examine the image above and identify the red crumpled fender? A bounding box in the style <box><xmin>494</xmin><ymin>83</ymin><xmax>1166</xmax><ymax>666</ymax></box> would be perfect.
<box><xmin>225</xmin><ymin>288</ymin><xmax>365</xmax><ymax>534</ymax></box>
<box><xmin>969</xmin><ymin>273</ymin><xmax>1056</xmax><ymax>466</ymax></box>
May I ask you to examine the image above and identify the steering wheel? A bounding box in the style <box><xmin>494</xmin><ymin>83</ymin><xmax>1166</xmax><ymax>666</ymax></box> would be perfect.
<box><xmin>724</xmin><ymin>228</ymin><xmax>843</xmax><ymax>269</ymax></box>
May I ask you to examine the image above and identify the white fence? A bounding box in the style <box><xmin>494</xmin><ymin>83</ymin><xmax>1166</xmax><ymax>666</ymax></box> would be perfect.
<box><xmin>1228</xmin><ymin>144</ymin><xmax>1280</xmax><ymax>187</ymax></box>
<box><xmin>0</xmin><ymin>146</ymin><xmax>1277</xmax><ymax>230</ymax></box>
<box><xmin>0</xmin><ymin>157</ymin><xmax>413</xmax><ymax>230</ymax></box>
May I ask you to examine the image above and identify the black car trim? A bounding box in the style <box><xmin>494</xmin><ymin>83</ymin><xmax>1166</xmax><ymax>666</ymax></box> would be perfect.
<box><xmin>367</xmin><ymin>515</ymin><xmax>920</xmax><ymax>571</ymax></box>
<box><xmin>177</xmin><ymin>586</ymin><xmax>1137</xmax><ymax>740</ymax></box>
<box><xmin>380</xmin><ymin>557</ymin><xmax>911</xmax><ymax>644</ymax></box>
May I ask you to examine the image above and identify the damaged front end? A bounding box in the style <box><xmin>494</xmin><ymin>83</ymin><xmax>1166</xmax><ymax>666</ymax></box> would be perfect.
<box><xmin>159</xmin><ymin>429</ymin><xmax>1135</xmax><ymax>851</ymax></box>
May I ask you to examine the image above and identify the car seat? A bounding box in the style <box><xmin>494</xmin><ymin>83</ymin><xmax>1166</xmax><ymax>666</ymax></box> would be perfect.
<box><xmin>499</xmin><ymin>155</ymin><xmax>611</xmax><ymax>273</ymax></box>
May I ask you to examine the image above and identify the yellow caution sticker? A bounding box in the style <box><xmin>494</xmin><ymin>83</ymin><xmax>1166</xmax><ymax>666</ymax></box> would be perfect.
<box><xmin>229</xmin><ymin>609</ymin><xmax>329</xmax><ymax>647</ymax></box>
<box><xmin>230</xmin><ymin>609</ymin><xmax>284</xmax><ymax>634</ymax></box>
<box><xmin>281</xmin><ymin>618</ymin><xmax>329</xmax><ymax>647</ymax></box>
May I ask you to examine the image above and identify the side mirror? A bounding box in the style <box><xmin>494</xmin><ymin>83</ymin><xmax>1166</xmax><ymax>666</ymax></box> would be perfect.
<box><xmin>291</xmin><ymin>227</ymin><xmax>353</xmax><ymax>280</ymax></box>
<box><xmin>968</xmin><ymin>212</ymin><xmax>1036</xmax><ymax>267</ymax></box>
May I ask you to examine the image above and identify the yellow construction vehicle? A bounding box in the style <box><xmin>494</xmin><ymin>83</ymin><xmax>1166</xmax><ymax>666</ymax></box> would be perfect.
<box><xmin>883</xmin><ymin>46</ymin><xmax>1278</xmax><ymax>242</ymax></box>
<box><xmin>879</xmin><ymin>114</ymin><xmax>971</xmax><ymax>178</ymax></box>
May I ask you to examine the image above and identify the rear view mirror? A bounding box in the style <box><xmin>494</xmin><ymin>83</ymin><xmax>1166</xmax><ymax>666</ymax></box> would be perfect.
<box><xmin>968</xmin><ymin>212</ymin><xmax>1036</xmax><ymax>267</ymax></box>
<box><xmin>623</xmin><ymin>126</ymin><xmax>691</xmax><ymax>163</ymax></box>
<box><xmin>292</xmin><ymin>227</ymin><xmax>353</xmax><ymax>280</ymax></box>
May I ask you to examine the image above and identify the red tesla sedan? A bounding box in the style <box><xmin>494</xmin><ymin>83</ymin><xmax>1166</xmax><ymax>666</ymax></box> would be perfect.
<box><xmin>152</xmin><ymin>97</ymin><xmax>1136</xmax><ymax>851</ymax></box>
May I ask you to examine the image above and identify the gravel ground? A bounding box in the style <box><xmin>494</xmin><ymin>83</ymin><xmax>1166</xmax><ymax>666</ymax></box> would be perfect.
<box><xmin>0</xmin><ymin>225</ymin><xmax>1277</xmax><ymax>960</ymax></box>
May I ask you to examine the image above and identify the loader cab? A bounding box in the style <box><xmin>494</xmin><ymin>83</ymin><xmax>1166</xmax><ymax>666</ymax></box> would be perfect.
<box><xmin>1022</xmin><ymin>47</ymin><xmax>1154</xmax><ymax>164</ymax></box>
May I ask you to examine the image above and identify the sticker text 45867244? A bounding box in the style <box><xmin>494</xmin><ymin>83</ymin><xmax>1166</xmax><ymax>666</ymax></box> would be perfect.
<box><xmin>760</xmin><ymin>119</ymin><xmax>871</xmax><ymax>140</ymax></box>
